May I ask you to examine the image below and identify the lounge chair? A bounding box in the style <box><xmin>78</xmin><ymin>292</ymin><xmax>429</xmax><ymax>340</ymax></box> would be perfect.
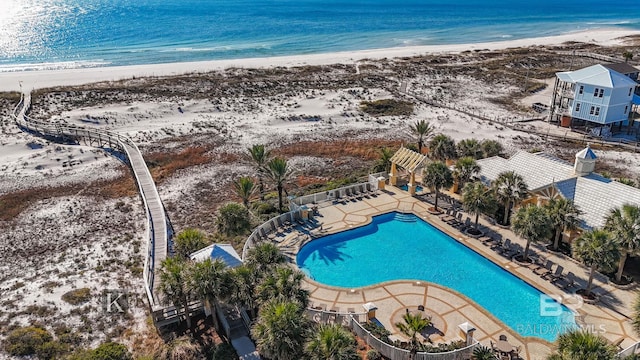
<box><xmin>492</xmin><ymin>239</ymin><xmax>510</xmax><ymax>252</ymax></box>
<box><xmin>500</xmin><ymin>244</ymin><xmax>521</xmax><ymax>259</ymax></box>
<box><xmin>526</xmin><ymin>255</ymin><xmax>546</xmax><ymax>271</ymax></box>
<box><xmin>533</xmin><ymin>260</ymin><xmax>554</xmax><ymax>277</ymax></box>
<box><xmin>543</xmin><ymin>265</ymin><xmax>564</xmax><ymax>281</ymax></box>
<box><xmin>552</xmin><ymin>271</ymin><xmax>578</xmax><ymax>290</ymax></box>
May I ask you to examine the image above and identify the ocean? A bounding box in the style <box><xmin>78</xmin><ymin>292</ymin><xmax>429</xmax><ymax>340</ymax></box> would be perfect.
<box><xmin>1</xmin><ymin>0</ymin><xmax>640</xmax><ymax>72</ymax></box>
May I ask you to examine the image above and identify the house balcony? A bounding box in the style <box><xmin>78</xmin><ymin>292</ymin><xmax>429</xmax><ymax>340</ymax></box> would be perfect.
<box><xmin>559</xmin><ymin>89</ymin><xmax>575</xmax><ymax>99</ymax></box>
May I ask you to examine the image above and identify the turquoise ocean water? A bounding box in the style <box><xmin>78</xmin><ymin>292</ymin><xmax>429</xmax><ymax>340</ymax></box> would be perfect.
<box><xmin>1</xmin><ymin>0</ymin><xmax>640</xmax><ymax>71</ymax></box>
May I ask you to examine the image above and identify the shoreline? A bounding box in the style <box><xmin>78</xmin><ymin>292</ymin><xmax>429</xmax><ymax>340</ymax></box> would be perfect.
<box><xmin>1</xmin><ymin>28</ymin><xmax>639</xmax><ymax>92</ymax></box>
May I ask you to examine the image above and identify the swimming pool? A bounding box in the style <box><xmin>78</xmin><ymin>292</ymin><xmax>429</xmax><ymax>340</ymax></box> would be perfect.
<box><xmin>296</xmin><ymin>212</ymin><xmax>577</xmax><ymax>341</ymax></box>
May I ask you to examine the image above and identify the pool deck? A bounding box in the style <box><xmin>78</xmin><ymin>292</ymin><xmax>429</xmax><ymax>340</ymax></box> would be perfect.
<box><xmin>277</xmin><ymin>186</ymin><xmax>639</xmax><ymax>359</ymax></box>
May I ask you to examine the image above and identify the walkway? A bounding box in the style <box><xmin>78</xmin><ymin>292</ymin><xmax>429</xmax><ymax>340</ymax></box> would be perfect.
<box><xmin>276</xmin><ymin>186</ymin><xmax>639</xmax><ymax>359</ymax></box>
<box><xmin>12</xmin><ymin>93</ymin><xmax>169</xmax><ymax>310</ymax></box>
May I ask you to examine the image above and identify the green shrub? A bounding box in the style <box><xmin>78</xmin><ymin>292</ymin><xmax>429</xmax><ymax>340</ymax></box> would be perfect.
<box><xmin>90</xmin><ymin>342</ymin><xmax>132</xmax><ymax>360</ymax></box>
<box><xmin>3</xmin><ymin>326</ymin><xmax>53</xmax><ymax>356</ymax></box>
<box><xmin>174</xmin><ymin>228</ymin><xmax>208</xmax><ymax>259</ymax></box>
<box><xmin>217</xmin><ymin>202</ymin><xmax>251</xmax><ymax>236</ymax></box>
<box><xmin>252</xmin><ymin>201</ymin><xmax>277</xmax><ymax>215</ymax></box>
<box><xmin>62</xmin><ymin>288</ymin><xmax>92</xmax><ymax>305</ymax></box>
<box><xmin>360</xmin><ymin>99</ymin><xmax>414</xmax><ymax>117</ymax></box>
<box><xmin>366</xmin><ymin>348</ymin><xmax>382</xmax><ymax>360</ymax></box>
<box><xmin>212</xmin><ymin>343</ymin><xmax>238</xmax><ymax>360</ymax></box>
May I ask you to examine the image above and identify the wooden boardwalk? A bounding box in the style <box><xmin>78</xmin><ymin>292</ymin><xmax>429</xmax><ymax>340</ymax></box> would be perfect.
<box><xmin>13</xmin><ymin>93</ymin><xmax>169</xmax><ymax>312</ymax></box>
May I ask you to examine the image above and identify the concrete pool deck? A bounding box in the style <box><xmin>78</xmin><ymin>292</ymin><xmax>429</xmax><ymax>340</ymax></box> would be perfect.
<box><xmin>278</xmin><ymin>186</ymin><xmax>639</xmax><ymax>359</ymax></box>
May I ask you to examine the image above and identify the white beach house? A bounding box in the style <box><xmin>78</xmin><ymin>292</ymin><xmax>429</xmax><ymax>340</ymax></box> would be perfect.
<box><xmin>549</xmin><ymin>64</ymin><xmax>640</xmax><ymax>130</ymax></box>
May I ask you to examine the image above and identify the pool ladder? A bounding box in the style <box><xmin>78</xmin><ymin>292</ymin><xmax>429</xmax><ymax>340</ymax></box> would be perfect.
<box><xmin>394</xmin><ymin>212</ymin><xmax>416</xmax><ymax>223</ymax></box>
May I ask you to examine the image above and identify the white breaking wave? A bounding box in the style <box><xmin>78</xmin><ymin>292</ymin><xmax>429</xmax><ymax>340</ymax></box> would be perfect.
<box><xmin>0</xmin><ymin>60</ymin><xmax>111</xmax><ymax>73</ymax></box>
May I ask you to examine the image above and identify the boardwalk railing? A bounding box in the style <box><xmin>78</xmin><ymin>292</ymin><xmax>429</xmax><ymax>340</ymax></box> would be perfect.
<box><xmin>618</xmin><ymin>341</ymin><xmax>640</xmax><ymax>359</ymax></box>
<box><xmin>12</xmin><ymin>93</ymin><xmax>169</xmax><ymax>316</ymax></box>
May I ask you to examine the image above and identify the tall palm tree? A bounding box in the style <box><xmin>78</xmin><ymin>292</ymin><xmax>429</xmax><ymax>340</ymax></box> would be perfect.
<box><xmin>511</xmin><ymin>204</ymin><xmax>552</xmax><ymax>262</ymax></box>
<box><xmin>428</xmin><ymin>134</ymin><xmax>457</xmax><ymax>162</ymax></box>
<box><xmin>604</xmin><ymin>204</ymin><xmax>640</xmax><ymax>283</ymax></box>
<box><xmin>159</xmin><ymin>257</ymin><xmax>193</xmax><ymax>329</ymax></box>
<box><xmin>189</xmin><ymin>258</ymin><xmax>231</xmax><ymax>329</ymax></box>
<box><xmin>257</xmin><ymin>266</ymin><xmax>310</xmax><ymax>308</ymax></box>
<box><xmin>410</xmin><ymin>120</ymin><xmax>435</xmax><ymax>153</ymax></box>
<box><xmin>462</xmin><ymin>182</ymin><xmax>496</xmax><ymax>230</ymax></box>
<box><xmin>472</xmin><ymin>346</ymin><xmax>496</xmax><ymax>360</ymax></box>
<box><xmin>623</xmin><ymin>51</ymin><xmax>634</xmax><ymax>63</ymax></box>
<box><xmin>492</xmin><ymin>171</ymin><xmax>528</xmax><ymax>225</ymax></box>
<box><xmin>247</xmin><ymin>144</ymin><xmax>271</xmax><ymax>200</ymax></box>
<box><xmin>395</xmin><ymin>312</ymin><xmax>432</xmax><ymax>358</ymax></box>
<box><xmin>233</xmin><ymin>176</ymin><xmax>256</xmax><ymax>208</ymax></box>
<box><xmin>265</xmin><ymin>157</ymin><xmax>292</xmax><ymax>212</ymax></box>
<box><xmin>423</xmin><ymin>161</ymin><xmax>454</xmax><ymax>212</ymax></box>
<box><xmin>372</xmin><ymin>147</ymin><xmax>395</xmax><ymax>173</ymax></box>
<box><xmin>305</xmin><ymin>324</ymin><xmax>359</xmax><ymax>360</ymax></box>
<box><xmin>174</xmin><ymin>228</ymin><xmax>208</xmax><ymax>259</ymax></box>
<box><xmin>547</xmin><ymin>329</ymin><xmax>618</xmax><ymax>360</ymax></box>
<box><xmin>573</xmin><ymin>229</ymin><xmax>620</xmax><ymax>297</ymax></box>
<box><xmin>245</xmin><ymin>242</ymin><xmax>286</xmax><ymax>277</ymax></box>
<box><xmin>252</xmin><ymin>300</ymin><xmax>310</xmax><ymax>360</ymax></box>
<box><xmin>229</xmin><ymin>265</ymin><xmax>259</xmax><ymax>319</ymax></box>
<box><xmin>457</xmin><ymin>139</ymin><xmax>483</xmax><ymax>159</ymax></box>
<box><xmin>453</xmin><ymin>157</ymin><xmax>480</xmax><ymax>191</ymax></box>
<box><xmin>545</xmin><ymin>198</ymin><xmax>582</xmax><ymax>252</ymax></box>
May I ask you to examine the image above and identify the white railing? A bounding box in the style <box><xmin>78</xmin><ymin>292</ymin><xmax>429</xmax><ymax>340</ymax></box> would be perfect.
<box><xmin>618</xmin><ymin>341</ymin><xmax>640</xmax><ymax>359</ymax></box>
<box><xmin>242</xmin><ymin>210</ymin><xmax>303</xmax><ymax>260</ymax></box>
<box><xmin>12</xmin><ymin>93</ymin><xmax>166</xmax><ymax>309</ymax></box>
<box><xmin>350</xmin><ymin>317</ymin><xmax>479</xmax><ymax>360</ymax></box>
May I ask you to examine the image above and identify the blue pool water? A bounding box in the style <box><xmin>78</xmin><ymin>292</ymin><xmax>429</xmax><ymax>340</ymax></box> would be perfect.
<box><xmin>400</xmin><ymin>184</ymin><xmax>424</xmax><ymax>192</ymax></box>
<box><xmin>297</xmin><ymin>212</ymin><xmax>577</xmax><ymax>341</ymax></box>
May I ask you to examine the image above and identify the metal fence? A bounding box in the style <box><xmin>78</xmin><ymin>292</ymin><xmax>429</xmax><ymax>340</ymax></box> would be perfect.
<box><xmin>350</xmin><ymin>317</ymin><xmax>479</xmax><ymax>360</ymax></box>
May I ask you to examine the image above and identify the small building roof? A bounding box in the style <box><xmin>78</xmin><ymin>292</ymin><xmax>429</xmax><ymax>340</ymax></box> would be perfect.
<box><xmin>603</xmin><ymin>62</ymin><xmax>640</xmax><ymax>76</ymax></box>
<box><xmin>575</xmin><ymin>145</ymin><xmax>597</xmax><ymax>160</ymax></box>
<box><xmin>389</xmin><ymin>147</ymin><xmax>427</xmax><ymax>173</ymax></box>
<box><xmin>555</xmin><ymin>64</ymin><xmax>637</xmax><ymax>88</ymax></box>
<box><xmin>190</xmin><ymin>244</ymin><xmax>243</xmax><ymax>268</ymax></box>
<box><xmin>476</xmin><ymin>151</ymin><xmax>575</xmax><ymax>191</ymax></box>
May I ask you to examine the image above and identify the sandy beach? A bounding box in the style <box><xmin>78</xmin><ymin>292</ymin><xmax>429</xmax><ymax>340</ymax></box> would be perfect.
<box><xmin>1</xmin><ymin>28</ymin><xmax>639</xmax><ymax>92</ymax></box>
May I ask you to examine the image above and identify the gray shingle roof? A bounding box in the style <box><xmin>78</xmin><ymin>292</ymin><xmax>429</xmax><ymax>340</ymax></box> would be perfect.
<box><xmin>477</xmin><ymin>151</ymin><xmax>575</xmax><ymax>191</ymax></box>
<box><xmin>477</xmin><ymin>150</ymin><xmax>640</xmax><ymax>229</ymax></box>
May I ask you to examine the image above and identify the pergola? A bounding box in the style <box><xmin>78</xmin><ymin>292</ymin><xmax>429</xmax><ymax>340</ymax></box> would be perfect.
<box><xmin>388</xmin><ymin>147</ymin><xmax>428</xmax><ymax>195</ymax></box>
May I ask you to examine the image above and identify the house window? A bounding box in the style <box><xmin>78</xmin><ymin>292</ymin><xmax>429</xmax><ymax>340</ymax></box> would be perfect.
<box><xmin>595</xmin><ymin>107</ymin><xmax>600</xmax><ymax>116</ymax></box>
<box><xmin>593</xmin><ymin>88</ymin><xmax>599</xmax><ymax>97</ymax></box>
<box><xmin>590</xmin><ymin>106</ymin><xmax>595</xmax><ymax>115</ymax></box>
<box><xmin>630</xmin><ymin>88</ymin><xmax>633</xmax><ymax>96</ymax></box>
<box><xmin>599</xmin><ymin>89</ymin><xmax>604</xmax><ymax>98</ymax></box>
<box><xmin>579</xmin><ymin>86</ymin><xmax>584</xmax><ymax>94</ymax></box>
<box><xmin>625</xmin><ymin>105</ymin><xmax>629</xmax><ymax>114</ymax></box>
<box><xmin>575</xmin><ymin>103</ymin><xmax>581</xmax><ymax>112</ymax></box>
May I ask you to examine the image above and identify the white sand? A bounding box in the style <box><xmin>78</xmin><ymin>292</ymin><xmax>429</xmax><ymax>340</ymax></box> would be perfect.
<box><xmin>1</xmin><ymin>28</ymin><xmax>638</xmax><ymax>92</ymax></box>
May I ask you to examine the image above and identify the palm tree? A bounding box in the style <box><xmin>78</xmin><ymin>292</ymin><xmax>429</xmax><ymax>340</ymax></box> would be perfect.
<box><xmin>305</xmin><ymin>324</ymin><xmax>359</xmax><ymax>360</ymax></box>
<box><xmin>258</xmin><ymin>266</ymin><xmax>310</xmax><ymax>308</ymax></box>
<box><xmin>453</xmin><ymin>157</ymin><xmax>480</xmax><ymax>191</ymax></box>
<box><xmin>480</xmin><ymin>139</ymin><xmax>503</xmax><ymax>158</ymax></box>
<box><xmin>547</xmin><ymin>329</ymin><xmax>618</xmax><ymax>360</ymax></box>
<box><xmin>372</xmin><ymin>147</ymin><xmax>395</xmax><ymax>173</ymax></box>
<box><xmin>395</xmin><ymin>311</ymin><xmax>432</xmax><ymax>358</ymax></box>
<box><xmin>429</xmin><ymin>134</ymin><xmax>457</xmax><ymax>162</ymax></box>
<box><xmin>410</xmin><ymin>120</ymin><xmax>435</xmax><ymax>153</ymax></box>
<box><xmin>545</xmin><ymin>198</ymin><xmax>582</xmax><ymax>252</ymax></box>
<box><xmin>492</xmin><ymin>171</ymin><xmax>528</xmax><ymax>225</ymax></box>
<box><xmin>511</xmin><ymin>204</ymin><xmax>552</xmax><ymax>262</ymax></box>
<box><xmin>573</xmin><ymin>229</ymin><xmax>620</xmax><ymax>297</ymax></box>
<box><xmin>174</xmin><ymin>228</ymin><xmax>208</xmax><ymax>259</ymax></box>
<box><xmin>245</xmin><ymin>242</ymin><xmax>286</xmax><ymax>277</ymax></box>
<box><xmin>473</xmin><ymin>345</ymin><xmax>496</xmax><ymax>360</ymax></box>
<box><xmin>457</xmin><ymin>139</ymin><xmax>483</xmax><ymax>159</ymax></box>
<box><xmin>229</xmin><ymin>265</ymin><xmax>259</xmax><ymax>319</ymax></box>
<box><xmin>423</xmin><ymin>161</ymin><xmax>454</xmax><ymax>212</ymax></box>
<box><xmin>159</xmin><ymin>257</ymin><xmax>193</xmax><ymax>329</ymax></box>
<box><xmin>248</xmin><ymin>144</ymin><xmax>271</xmax><ymax>200</ymax></box>
<box><xmin>252</xmin><ymin>300</ymin><xmax>310</xmax><ymax>360</ymax></box>
<box><xmin>462</xmin><ymin>182</ymin><xmax>496</xmax><ymax>230</ymax></box>
<box><xmin>233</xmin><ymin>176</ymin><xmax>256</xmax><ymax>208</ymax></box>
<box><xmin>265</xmin><ymin>157</ymin><xmax>292</xmax><ymax>212</ymax></box>
<box><xmin>604</xmin><ymin>204</ymin><xmax>640</xmax><ymax>283</ymax></box>
<box><xmin>623</xmin><ymin>51</ymin><xmax>634</xmax><ymax>63</ymax></box>
<box><xmin>189</xmin><ymin>258</ymin><xmax>231</xmax><ymax>329</ymax></box>
<box><xmin>633</xmin><ymin>291</ymin><xmax>640</xmax><ymax>335</ymax></box>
